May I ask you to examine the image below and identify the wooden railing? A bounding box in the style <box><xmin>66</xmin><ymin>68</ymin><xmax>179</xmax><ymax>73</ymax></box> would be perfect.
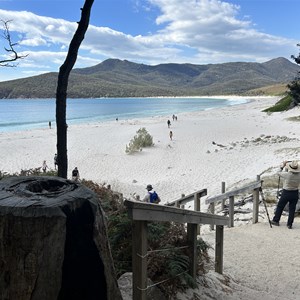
<box><xmin>166</xmin><ymin>188</ymin><xmax>207</xmax><ymax>209</ymax></box>
<box><xmin>124</xmin><ymin>199</ymin><xmax>229</xmax><ymax>300</ymax></box>
<box><xmin>205</xmin><ymin>176</ymin><xmax>262</xmax><ymax>228</ymax></box>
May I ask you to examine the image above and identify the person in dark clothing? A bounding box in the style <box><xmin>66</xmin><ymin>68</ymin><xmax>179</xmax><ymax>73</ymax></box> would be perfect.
<box><xmin>54</xmin><ymin>153</ymin><xmax>58</xmax><ymax>170</ymax></box>
<box><xmin>72</xmin><ymin>167</ymin><xmax>80</xmax><ymax>182</ymax></box>
<box><xmin>271</xmin><ymin>160</ymin><xmax>300</xmax><ymax>229</ymax></box>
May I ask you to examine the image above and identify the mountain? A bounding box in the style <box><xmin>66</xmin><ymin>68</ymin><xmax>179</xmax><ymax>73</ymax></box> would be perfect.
<box><xmin>0</xmin><ymin>57</ymin><xmax>298</xmax><ymax>99</ymax></box>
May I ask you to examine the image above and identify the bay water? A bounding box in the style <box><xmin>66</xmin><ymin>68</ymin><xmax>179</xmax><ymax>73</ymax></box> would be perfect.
<box><xmin>0</xmin><ymin>97</ymin><xmax>246</xmax><ymax>132</ymax></box>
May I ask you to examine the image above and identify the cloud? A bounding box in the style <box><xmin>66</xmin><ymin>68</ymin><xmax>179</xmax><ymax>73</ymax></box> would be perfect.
<box><xmin>0</xmin><ymin>0</ymin><xmax>298</xmax><ymax>82</ymax></box>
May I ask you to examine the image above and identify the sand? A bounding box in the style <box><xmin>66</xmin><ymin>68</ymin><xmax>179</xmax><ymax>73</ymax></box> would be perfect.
<box><xmin>2</xmin><ymin>95</ymin><xmax>300</xmax><ymax>299</ymax></box>
<box><xmin>1</xmin><ymin>96</ymin><xmax>299</xmax><ymax>203</ymax></box>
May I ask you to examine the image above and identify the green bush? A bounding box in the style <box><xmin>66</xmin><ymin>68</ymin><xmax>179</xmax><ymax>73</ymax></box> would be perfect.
<box><xmin>263</xmin><ymin>94</ymin><xmax>293</xmax><ymax>112</ymax></box>
<box><xmin>125</xmin><ymin>127</ymin><xmax>154</xmax><ymax>154</ymax></box>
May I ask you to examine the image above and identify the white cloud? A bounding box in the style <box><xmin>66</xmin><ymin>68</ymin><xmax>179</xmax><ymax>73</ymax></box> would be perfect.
<box><xmin>0</xmin><ymin>0</ymin><xmax>298</xmax><ymax>82</ymax></box>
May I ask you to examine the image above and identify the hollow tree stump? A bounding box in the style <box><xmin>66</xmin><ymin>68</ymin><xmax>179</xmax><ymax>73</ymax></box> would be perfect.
<box><xmin>0</xmin><ymin>176</ymin><xmax>122</xmax><ymax>300</ymax></box>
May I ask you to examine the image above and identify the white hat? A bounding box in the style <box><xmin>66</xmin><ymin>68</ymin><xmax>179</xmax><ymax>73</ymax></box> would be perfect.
<box><xmin>287</xmin><ymin>161</ymin><xmax>300</xmax><ymax>173</ymax></box>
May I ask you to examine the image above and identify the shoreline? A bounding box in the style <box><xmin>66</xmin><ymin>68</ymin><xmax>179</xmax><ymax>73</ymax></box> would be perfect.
<box><xmin>1</xmin><ymin>95</ymin><xmax>299</xmax><ymax>204</ymax></box>
<box><xmin>0</xmin><ymin>95</ymin><xmax>258</xmax><ymax>133</ymax></box>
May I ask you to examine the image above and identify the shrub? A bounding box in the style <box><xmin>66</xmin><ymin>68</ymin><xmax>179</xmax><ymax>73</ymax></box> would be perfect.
<box><xmin>263</xmin><ymin>94</ymin><xmax>293</xmax><ymax>112</ymax></box>
<box><xmin>125</xmin><ymin>127</ymin><xmax>154</xmax><ymax>154</ymax></box>
<box><xmin>82</xmin><ymin>180</ymin><xmax>211</xmax><ymax>298</ymax></box>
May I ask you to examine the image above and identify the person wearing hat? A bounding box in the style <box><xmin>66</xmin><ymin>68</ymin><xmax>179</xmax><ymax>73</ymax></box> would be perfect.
<box><xmin>143</xmin><ymin>184</ymin><xmax>161</xmax><ymax>204</ymax></box>
<box><xmin>271</xmin><ymin>160</ymin><xmax>300</xmax><ymax>229</ymax></box>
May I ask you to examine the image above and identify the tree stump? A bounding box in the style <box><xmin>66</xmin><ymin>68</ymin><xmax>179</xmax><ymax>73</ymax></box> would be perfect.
<box><xmin>0</xmin><ymin>176</ymin><xmax>122</xmax><ymax>300</ymax></box>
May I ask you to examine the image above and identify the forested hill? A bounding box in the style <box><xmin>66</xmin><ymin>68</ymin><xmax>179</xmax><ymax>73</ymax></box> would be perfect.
<box><xmin>0</xmin><ymin>57</ymin><xmax>298</xmax><ymax>99</ymax></box>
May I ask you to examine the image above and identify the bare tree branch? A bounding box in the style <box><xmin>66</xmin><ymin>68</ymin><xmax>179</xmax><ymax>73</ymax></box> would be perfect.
<box><xmin>0</xmin><ymin>19</ymin><xmax>28</xmax><ymax>67</ymax></box>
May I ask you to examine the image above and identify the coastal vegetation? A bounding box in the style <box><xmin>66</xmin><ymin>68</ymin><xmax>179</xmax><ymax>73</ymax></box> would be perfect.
<box><xmin>264</xmin><ymin>44</ymin><xmax>300</xmax><ymax>113</ymax></box>
<box><xmin>125</xmin><ymin>127</ymin><xmax>154</xmax><ymax>154</ymax></box>
<box><xmin>263</xmin><ymin>94</ymin><xmax>293</xmax><ymax>112</ymax></box>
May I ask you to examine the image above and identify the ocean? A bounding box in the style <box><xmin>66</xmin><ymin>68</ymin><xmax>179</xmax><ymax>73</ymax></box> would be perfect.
<box><xmin>0</xmin><ymin>97</ymin><xmax>247</xmax><ymax>132</ymax></box>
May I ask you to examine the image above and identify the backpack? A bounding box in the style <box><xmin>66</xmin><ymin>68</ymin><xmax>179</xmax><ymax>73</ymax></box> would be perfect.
<box><xmin>149</xmin><ymin>191</ymin><xmax>160</xmax><ymax>203</ymax></box>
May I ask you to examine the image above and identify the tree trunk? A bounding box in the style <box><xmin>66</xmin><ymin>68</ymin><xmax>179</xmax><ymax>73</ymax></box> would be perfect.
<box><xmin>0</xmin><ymin>176</ymin><xmax>122</xmax><ymax>300</ymax></box>
<box><xmin>56</xmin><ymin>0</ymin><xmax>94</xmax><ymax>178</ymax></box>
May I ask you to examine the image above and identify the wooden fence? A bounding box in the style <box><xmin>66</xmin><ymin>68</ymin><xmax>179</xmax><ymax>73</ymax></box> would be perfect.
<box><xmin>205</xmin><ymin>176</ymin><xmax>262</xmax><ymax>228</ymax></box>
<box><xmin>124</xmin><ymin>199</ymin><xmax>229</xmax><ymax>300</ymax></box>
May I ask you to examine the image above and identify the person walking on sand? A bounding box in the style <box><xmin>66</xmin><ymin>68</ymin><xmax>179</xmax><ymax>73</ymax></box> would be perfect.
<box><xmin>72</xmin><ymin>167</ymin><xmax>80</xmax><ymax>182</ymax></box>
<box><xmin>167</xmin><ymin>119</ymin><xmax>171</xmax><ymax>128</ymax></box>
<box><xmin>54</xmin><ymin>153</ymin><xmax>58</xmax><ymax>170</ymax></box>
<box><xmin>143</xmin><ymin>184</ymin><xmax>161</xmax><ymax>204</ymax></box>
<box><xmin>42</xmin><ymin>160</ymin><xmax>48</xmax><ymax>173</ymax></box>
<box><xmin>271</xmin><ymin>160</ymin><xmax>300</xmax><ymax>229</ymax></box>
<box><xmin>169</xmin><ymin>130</ymin><xmax>173</xmax><ymax>141</ymax></box>
<box><xmin>49</xmin><ymin>121</ymin><xmax>51</xmax><ymax>129</ymax></box>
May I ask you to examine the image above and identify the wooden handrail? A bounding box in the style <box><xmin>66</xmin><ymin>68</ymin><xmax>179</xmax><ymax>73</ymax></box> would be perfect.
<box><xmin>166</xmin><ymin>188</ymin><xmax>207</xmax><ymax>206</ymax></box>
<box><xmin>205</xmin><ymin>181</ymin><xmax>261</xmax><ymax>204</ymax></box>
<box><xmin>124</xmin><ymin>199</ymin><xmax>229</xmax><ymax>300</ymax></box>
<box><xmin>124</xmin><ymin>199</ymin><xmax>228</xmax><ymax>226</ymax></box>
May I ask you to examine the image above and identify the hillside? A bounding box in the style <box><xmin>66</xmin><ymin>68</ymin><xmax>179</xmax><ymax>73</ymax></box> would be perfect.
<box><xmin>0</xmin><ymin>57</ymin><xmax>298</xmax><ymax>98</ymax></box>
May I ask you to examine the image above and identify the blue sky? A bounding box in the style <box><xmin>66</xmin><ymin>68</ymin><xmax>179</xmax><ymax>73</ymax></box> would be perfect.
<box><xmin>0</xmin><ymin>0</ymin><xmax>299</xmax><ymax>82</ymax></box>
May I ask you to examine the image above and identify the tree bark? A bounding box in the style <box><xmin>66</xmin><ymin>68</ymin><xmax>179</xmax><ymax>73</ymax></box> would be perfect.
<box><xmin>56</xmin><ymin>0</ymin><xmax>94</xmax><ymax>178</ymax></box>
<box><xmin>0</xmin><ymin>176</ymin><xmax>122</xmax><ymax>300</ymax></box>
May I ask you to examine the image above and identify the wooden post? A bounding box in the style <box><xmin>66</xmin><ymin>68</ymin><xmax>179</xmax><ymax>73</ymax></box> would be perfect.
<box><xmin>132</xmin><ymin>220</ymin><xmax>148</xmax><ymax>300</ymax></box>
<box><xmin>210</xmin><ymin>202</ymin><xmax>215</xmax><ymax>231</ymax></box>
<box><xmin>221</xmin><ymin>182</ymin><xmax>226</xmax><ymax>211</ymax></box>
<box><xmin>215</xmin><ymin>225</ymin><xmax>224</xmax><ymax>274</ymax></box>
<box><xmin>187</xmin><ymin>223</ymin><xmax>197</xmax><ymax>279</ymax></box>
<box><xmin>229</xmin><ymin>196</ymin><xmax>234</xmax><ymax>227</ymax></box>
<box><xmin>253</xmin><ymin>175</ymin><xmax>261</xmax><ymax>224</ymax></box>
<box><xmin>194</xmin><ymin>192</ymin><xmax>201</xmax><ymax>234</ymax></box>
<box><xmin>252</xmin><ymin>188</ymin><xmax>259</xmax><ymax>224</ymax></box>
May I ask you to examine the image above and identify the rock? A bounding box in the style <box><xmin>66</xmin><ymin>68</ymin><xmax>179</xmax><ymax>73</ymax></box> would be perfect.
<box><xmin>0</xmin><ymin>176</ymin><xmax>122</xmax><ymax>300</ymax></box>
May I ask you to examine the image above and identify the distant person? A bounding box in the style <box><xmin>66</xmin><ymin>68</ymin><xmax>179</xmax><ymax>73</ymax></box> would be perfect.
<box><xmin>72</xmin><ymin>167</ymin><xmax>80</xmax><ymax>182</ymax></box>
<box><xmin>169</xmin><ymin>130</ymin><xmax>173</xmax><ymax>141</ymax></box>
<box><xmin>42</xmin><ymin>160</ymin><xmax>48</xmax><ymax>173</ymax></box>
<box><xmin>271</xmin><ymin>160</ymin><xmax>300</xmax><ymax>229</ymax></box>
<box><xmin>167</xmin><ymin>119</ymin><xmax>171</xmax><ymax>128</ymax></box>
<box><xmin>49</xmin><ymin>121</ymin><xmax>51</xmax><ymax>129</ymax></box>
<box><xmin>143</xmin><ymin>184</ymin><xmax>161</xmax><ymax>204</ymax></box>
<box><xmin>54</xmin><ymin>153</ymin><xmax>58</xmax><ymax>170</ymax></box>
<box><xmin>116</xmin><ymin>117</ymin><xmax>118</xmax><ymax>121</ymax></box>
<box><xmin>172</xmin><ymin>114</ymin><xmax>175</xmax><ymax>121</ymax></box>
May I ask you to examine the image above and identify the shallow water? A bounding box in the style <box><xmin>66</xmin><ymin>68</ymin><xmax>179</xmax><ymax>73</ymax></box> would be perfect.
<box><xmin>0</xmin><ymin>97</ymin><xmax>246</xmax><ymax>132</ymax></box>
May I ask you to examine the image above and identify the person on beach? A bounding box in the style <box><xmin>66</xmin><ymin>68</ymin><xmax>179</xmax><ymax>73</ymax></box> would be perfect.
<box><xmin>169</xmin><ymin>130</ymin><xmax>173</xmax><ymax>141</ymax></box>
<box><xmin>72</xmin><ymin>167</ymin><xmax>80</xmax><ymax>182</ymax></box>
<box><xmin>49</xmin><ymin>121</ymin><xmax>51</xmax><ymax>129</ymax></box>
<box><xmin>143</xmin><ymin>184</ymin><xmax>161</xmax><ymax>204</ymax></box>
<box><xmin>271</xmin><ymin>160</ymin><xmax>300</xmax><ymax>229</ymax></box>
<box><xmin>167</xmin><ymin>119</ymin><xmax>171</xmax><ymax>128</ymax></box>
<box><xmin>54</xmin><ymin>153</ymin><xmax>58</xmax><ymax>170</ymax></box>
<box><xmin>42</xmin><ymin>160</ymin><xmax>48</xmax><ymax>173</ymax></box>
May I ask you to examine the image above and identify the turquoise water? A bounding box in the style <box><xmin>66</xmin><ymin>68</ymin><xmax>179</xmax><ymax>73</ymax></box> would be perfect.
<box><xmin>0</xmin><ymin>97</ymin><xmax>246</xmax><ymax>132</ymax></box>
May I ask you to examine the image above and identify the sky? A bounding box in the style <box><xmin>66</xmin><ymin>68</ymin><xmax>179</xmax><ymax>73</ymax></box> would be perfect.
<box><xmin>0</xmin><ymin>0</ymin><xmax>299</xmax><ymax>82</ymax></box>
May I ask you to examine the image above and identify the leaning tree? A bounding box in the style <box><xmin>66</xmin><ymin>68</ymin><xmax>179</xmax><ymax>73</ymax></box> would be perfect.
<box><xmin>0</xmin><ymin>19</ymin><xmax>28</xmax><ymax>67</ymax></box>
<box><xmin>56</xmin><ymin>0</ymin><xmax>94</xmax><ymax>178</ymax></box>
<box><xmin>287</xmin><ymin>44</ymin><xmax>300</xmax><ymax>107</ymax></box>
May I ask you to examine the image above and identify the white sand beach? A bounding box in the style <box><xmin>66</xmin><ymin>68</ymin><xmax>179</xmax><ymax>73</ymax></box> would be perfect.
<box><xmin>2</xmin><ymin>96</ymin><xmax>300</xmax><ymax>299</ymax></box>
<box><xmin>1</xmin><ymin>96</ymin><xmax>299</xmax><ymax>203</ymax></box>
